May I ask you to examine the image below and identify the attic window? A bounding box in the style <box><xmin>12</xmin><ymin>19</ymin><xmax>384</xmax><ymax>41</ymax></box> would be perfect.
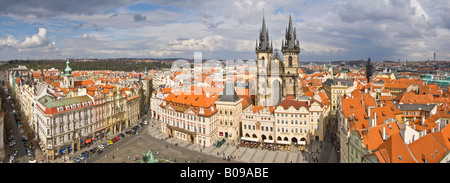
<box><xmin>398</xmin><ymin>155</ymin><xmax>402</xmax><ymax>160</ymax></box>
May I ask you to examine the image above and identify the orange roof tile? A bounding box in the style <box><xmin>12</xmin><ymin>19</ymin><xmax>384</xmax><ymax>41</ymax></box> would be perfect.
<box><xmin>358</xmin><ymin>122</ymin><xmax>400</xmax><ymax>151</ymax></box>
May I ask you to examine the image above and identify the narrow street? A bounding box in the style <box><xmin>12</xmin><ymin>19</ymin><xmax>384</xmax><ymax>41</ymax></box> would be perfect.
<box><xmin>2</xmin><ymin>86</ymin><xmax>30</xmax><ymax>163</ymax></box>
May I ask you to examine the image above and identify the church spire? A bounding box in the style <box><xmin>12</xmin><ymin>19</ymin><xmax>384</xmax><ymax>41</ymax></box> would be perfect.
<box><xmin>282</xmin><ymin>14</ymin><xmax>300</xmax><ymax>53</ymax></box>
<box><xmin>256</xmin><ymin>13</ymin><xmax>272</xmax><ymax>53</ymax></box>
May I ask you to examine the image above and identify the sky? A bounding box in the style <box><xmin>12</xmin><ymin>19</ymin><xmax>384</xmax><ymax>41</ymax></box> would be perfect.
<box><xmin>0</xmin><ymin>0</ymin><xmax>450</xmax><ymax>61</ymax></box>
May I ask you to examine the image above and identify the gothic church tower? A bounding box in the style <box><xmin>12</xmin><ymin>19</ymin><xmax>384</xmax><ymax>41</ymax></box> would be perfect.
<box><xmin>281</xmin><ymin>14</ymin><xmax>303</xmax><ymax>98</ymax></box>
<box><xmin>255</xmin><ymin>16</ymin><xmax>282</xmax><ymax>106</ymax></box>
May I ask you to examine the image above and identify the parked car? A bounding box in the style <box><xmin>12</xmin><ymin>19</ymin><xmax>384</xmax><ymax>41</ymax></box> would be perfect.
<box><xmin>21</xmin><ymin>135</ymin><xmax>28</xmax><ymax>141</ymax></box>
<box><xmin>8</xmin><ymin>134</ymin><xmax>14</xmax><ymax>140</ymax></box>
<box><xmin>112</xmin><ymin>137</ymin><xmax>120</xmax><ymax>142</ymax></box>
<box><xmin>81</xmin><ymin>151</ymin><xmax>90</xmax><ymax>158</ymax></box>
<box><xmin>97</xmin><ymin>149</ymin><xmax>103</xmax><ymax>155</ymax></box>
<box><xmin>118</xmin><ymin>133</ymin><xmax>125</xmax><ymax>139</ymax></box>
<box><xmin>9</xmin><ymin>140</ymin><xmax>16</xmax><ymax>147</ymax></box>
<box><xmin>98</xmin><ymin>144</ymin><xmax>105</xmax><ymax>149</ymax></box>
<box><xmin>23</xmin><ymin>141</ymin><xmax>30</xmax><ymax>148</ymax></box>
<box><xmin>89</xmin><ymin>148</ymin><xmax>97</xmax><ymax>154</ymax></box>
<box><xmin>26</xmin><ymin>148</ymin><xmax>34</xmax><ymax>157</ymax></box>
<box><xmin>73</xmin><ymin>156</ymin><xmax>81</xmax><ymax>163</ymax></box>
<box><xmin>107</xmin><ymin>140</ymin><xmax>113</xmax><ymax>145</ymax></box>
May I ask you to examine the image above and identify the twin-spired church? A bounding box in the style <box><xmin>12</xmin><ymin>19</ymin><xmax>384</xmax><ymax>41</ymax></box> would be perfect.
<box><xmin>255</xmin><ymin>14</ymin><xmax>303</xmax><ymax>107</ymax></box>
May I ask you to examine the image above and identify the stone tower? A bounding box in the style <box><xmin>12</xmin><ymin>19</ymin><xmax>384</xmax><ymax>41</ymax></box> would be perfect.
<box><xmin>255</xmin><ymin>16</ymin><xmax>282</xmax><ymax>106</ymax></box>
<box><xmin>63</xmin><ymin>58</ymin><xmax>74</xmax><ymax>88</ymax></box>
<box><xmin>281</xmin><ymin>14</ymin><xmax>302</xmax><ymax>98</ymax></box>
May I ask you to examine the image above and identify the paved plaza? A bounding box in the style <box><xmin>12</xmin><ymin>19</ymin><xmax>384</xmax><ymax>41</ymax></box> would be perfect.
<box><xmin>146</xmin><ymin>118</ymin><xmax>339</xmax><ymax>163</ymax></box>
<box><xmin>48</xmin><ymin>116</ymin><xmax>338</xmax><ymax>163</ymax></box>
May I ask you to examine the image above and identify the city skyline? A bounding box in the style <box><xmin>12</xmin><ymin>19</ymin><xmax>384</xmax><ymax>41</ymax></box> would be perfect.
<box><xmin>0</xmin><ymin>0</ymin><xmax>450</xmax><ymax>61</ymax></box>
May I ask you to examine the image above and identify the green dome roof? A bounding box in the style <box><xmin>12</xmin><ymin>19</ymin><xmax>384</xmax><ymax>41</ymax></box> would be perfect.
<box><xmin>64</xmin><ymin>58</ymin><xmax>73</xmax><ymax>76</ymax></box>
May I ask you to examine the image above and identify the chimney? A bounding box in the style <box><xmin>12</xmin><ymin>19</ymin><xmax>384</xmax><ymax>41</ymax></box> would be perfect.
<box><xmin>382</xmin><ymin>126</ymin><xmax>387</xmax><ymax>141</ymax></box>
<box><xmin>373</xmin><ymin>112</ymin><xmax>377</xmax><ymax>127</ymax></box>
<box><xmin>437</xmin><ymin>121</ymin><xmax>441</xmax><ymax>132</ymax></box>
<box><xmin>421</xmin><ymin>113</ymin><xmax>425</xmax><ymax>126</ymax></box>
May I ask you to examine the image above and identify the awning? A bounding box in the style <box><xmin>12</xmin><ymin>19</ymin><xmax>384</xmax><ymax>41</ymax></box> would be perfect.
<box><xmin>263</xmin><ymin>139</ymin><xmax>274</xmax><ymax>144</ymax></box>
<box><xmin>298</xmin><ymin>141</ymin><xmax>306</xmax><ymax>145</ymax></box>
<box><xmin>241</xmin><ymin>137</ymin><xmax>259</xmax><ymax>142</ymax></box>
<box><xmin>277</xmin><ymin>141</ymin><xmax>291</xmax><ymax>145</ymax></box>
<box><xmin>59</xmin><ymin>149</ymin><xmax>66</xmax><ymax>154</ymax></box>
<box><xmin>68</xmin><ymin>146</ymin><xmax>72</xmax><ymax>150</ymax></box>
<box><xmin>85</xmin><ymin>139</ymin><xmax>91</xmax><ymax>144</ymax></box>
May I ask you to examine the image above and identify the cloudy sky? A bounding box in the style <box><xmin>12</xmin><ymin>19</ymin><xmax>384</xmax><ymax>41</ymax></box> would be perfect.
<box><xmin>0</xmin><ymin>0</ymin><xmax>449</xmax><ymax>61</ymax></box>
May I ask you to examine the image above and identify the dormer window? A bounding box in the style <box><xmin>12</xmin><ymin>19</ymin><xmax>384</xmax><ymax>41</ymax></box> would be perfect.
<box><xmin>199</xmin><ymin>108</ymin><xmax>204</xmax><ymax>114</ymax></box>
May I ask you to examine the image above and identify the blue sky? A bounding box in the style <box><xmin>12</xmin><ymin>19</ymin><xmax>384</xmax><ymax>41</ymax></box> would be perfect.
<box><xmin>0</xmin><ymin>0</ymin><xmax>449</xmax><ymax>61</ymax></box>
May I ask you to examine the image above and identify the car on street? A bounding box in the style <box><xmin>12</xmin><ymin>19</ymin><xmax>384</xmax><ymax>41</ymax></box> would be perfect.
<box><xmin>13</xmin><ymin>150</ymin><xmax>18</xmax><ymax>157</ymax></box>
<box><xmin>89</xmin><ymin>148</ymin><xmax>97</xmax><ymax>154</ymax></box>
<box><xmin>118</xmin><ymin>133</ymin><xmax>125</xmax><ymax>139</ymax></box>
<box><xmin>23</xmin><ymin>141</ymin><xmax>30</xmax><ymax>148</ymax></box>
<box><xmin>98</xmin><ymin>144</ymin><xmax>105</xmax><ymax>149</ymax></box>
<box><xmin>97</xmin><ymin>149</ymin><xmax>103</xmax><ymax>155</ymax></box>
<box><xmin>26</xmin><ymin>148</ymin><xmax>34</xmax><ymax>157</ymax></box>
<box><xmin>9</xmin><ymin>140</ymin><xmax>16</xmax><ymax>147</ymax></box>
<box><xmin>21</xmin><ymin>135</ymin><xmax>28</xmax><ymax>141</ymax></box>
<box><xmin>143</xmin><ymin>120</ymin><xmax>147</xmax><ymax>125</ymax></box>
<box><xmin>81</xmin><ymin>151</ymin><xmax>91</xmax><ymax>158</ymax></box>
<box><xmin>107</xmin><ymin>140</ymin><xmax>114</xmax><ymax>145</ymax></box>
<box><xmin>103</xmin><ymin>141</ymin><xmax>110</xmax><ymax>147</ymax></box>
<box><xmin>111</xmin><ymin>137</ymin><xmax>120</xmax><ymax>143</ymax></box>
<box><xmin>75</xmin><ymin>154</ymin><xmax>85</xmax><ymax>161</ymax></box>
<box><xmin>73</xmin><ymin>156</ymin><xmax>82</xmax><ymax>163</ymax></box>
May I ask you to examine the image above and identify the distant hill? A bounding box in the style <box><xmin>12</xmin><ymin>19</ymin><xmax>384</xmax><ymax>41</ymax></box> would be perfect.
<box><xmin>0</xmin><ymin>58</ymin><xmax>172</xmax><ymax>72</ymax></box>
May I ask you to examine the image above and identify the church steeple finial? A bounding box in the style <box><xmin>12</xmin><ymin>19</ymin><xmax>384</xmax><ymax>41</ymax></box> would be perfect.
<box><xmin>282</xmin><ymin>13</ymin><xmax>300</xmax><ymax>53</ymax></box>
<box><xmin>256</xmin><ymin>8</ymin><xmax>272</xmax><ymax>53</ymax></box>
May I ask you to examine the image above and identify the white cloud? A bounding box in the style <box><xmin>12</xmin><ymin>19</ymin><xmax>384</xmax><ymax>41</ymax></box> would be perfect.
<box><xmin>167</xmin><ymin>35</ymin><xmax>225</xmax><ymax>52</ymax></box>
<box><xmin>21</xmin><ymin>27</ymin><xmax>50</xmax><ymax>48</ymax></box>
<box><xmin>0</xmin><ymin>35</ymin><xmax>20</xmax><ymax>47</ymax></box>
